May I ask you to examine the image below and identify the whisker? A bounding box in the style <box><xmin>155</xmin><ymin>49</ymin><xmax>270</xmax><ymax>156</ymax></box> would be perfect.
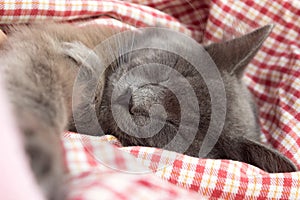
<box><xmin>129</xmin><ymin>30</ymin><xmax>136</xmax><ymax>63</ymax></box>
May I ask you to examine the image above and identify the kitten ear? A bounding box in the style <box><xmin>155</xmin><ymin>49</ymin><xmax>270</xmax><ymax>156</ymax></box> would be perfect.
<box><xmin>62</xmin><ymin>41</ymin><xmax>102</xmax><ymax>68</ymax></box>
<box><xmin>205</xmin><ymin>25</ymin><xmax>273</xmax><ymax>78</ymax></box>
<box><xmin>210</xmin><ymin>136</ymin><xmax>297</xmax><ymax>173</ymax></box>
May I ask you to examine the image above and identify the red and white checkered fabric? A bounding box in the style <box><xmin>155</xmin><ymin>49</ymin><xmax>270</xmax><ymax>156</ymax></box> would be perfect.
<box><xmin>1</xmin><ymin>0</ymin><xmax>300</xmax><ymax>199</ymax></box>
<box><xmin>63</xmin><ymin>133</ymin><xmax>204</xmax><ymax>200</ymax></box>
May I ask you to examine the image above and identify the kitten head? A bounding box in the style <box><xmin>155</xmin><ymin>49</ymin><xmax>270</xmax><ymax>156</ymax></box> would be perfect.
<box><xmin>66</xmin><ymin>25</ymin><xmax>296</xmax><ymax>172</ymax></box>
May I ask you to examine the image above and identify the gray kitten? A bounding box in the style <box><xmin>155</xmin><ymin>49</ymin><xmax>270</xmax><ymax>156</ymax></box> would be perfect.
<box><xmin>0</xmin><ymin>23</ymin><xmax>117</xmax><ymax>200</ymax></box>
<box><xmin>67</xmin><ymin>24</ymin><xmax>296</xmax><ymax>173</ymax></box>
<box><xmin>0</xmin><ymin>23</ymin><xmax>296</xmax><ymax>200</ymax></box>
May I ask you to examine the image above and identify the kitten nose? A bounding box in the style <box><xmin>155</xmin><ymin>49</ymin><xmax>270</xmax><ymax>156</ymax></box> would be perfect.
<box><xmin>129</xmin><ymin>104</ymin><xmax>148</xmax><ymax>116</ymax></box>
<box><xmin>128</xmin><ymin>84</ymin><xmax>180</xmax><ymax>126</ymax></box>
<box><xmin>129</xmin><ymin>85</ymin><xmax>167</xmax><ymax>126</ymax></box>
<box><xmin>129</xmin><ymin>84</ymin><xmax>164</xmax><ymax>116</ymax></box>
<box><xmin>129</xmin><ymin>92</ymin><xmax>151</xmax><ymax>116</ymax></box>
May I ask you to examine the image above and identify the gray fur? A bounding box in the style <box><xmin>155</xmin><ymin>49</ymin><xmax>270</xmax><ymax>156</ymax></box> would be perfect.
<box><xmin>90</xmin><ymin>25</ymin><xmax>296</xmax><ymax>173</ymax></box>
<box><xmin>0</xmin><ymin>23</ymin><xmax>117</xmax><ymax>200</ymax></box>
<box><xmin>0</xmin><ymin>23</ymin><xmax>296</xmax><ymax>200</ymax></box>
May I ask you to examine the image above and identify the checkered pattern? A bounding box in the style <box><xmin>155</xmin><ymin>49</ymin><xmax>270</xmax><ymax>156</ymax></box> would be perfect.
<box><xmin>63</xmin><ymin>133</ymin><xmax>204</xmax><ymax>200</ymax></box>
<box><xmin>203</xmin><ymin>0</ymin><xmax>300</xmax><ymax>168</ymax></box>
<box><xmin>1</xmin><ymin>0</ymin><xmax>300</xmax><ymax>199</ymax></box>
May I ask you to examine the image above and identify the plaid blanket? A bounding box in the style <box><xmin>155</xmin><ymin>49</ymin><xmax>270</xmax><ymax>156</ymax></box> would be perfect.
<box><xmin>1</xmin><ymin>0</ymin><xmax>300</xmax><ymax>199</ymax></box>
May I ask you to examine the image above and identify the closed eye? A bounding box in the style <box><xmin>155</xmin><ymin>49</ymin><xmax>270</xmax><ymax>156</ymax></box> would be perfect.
<box><xmin>160</xmin><ymin>76</ymin><xmax>170</xmax><ymax>84</ymax></box>
<box><xmin>114</xmin><ymin>88</ymin><xmax>132</xmax><ymax>106</ymax></box>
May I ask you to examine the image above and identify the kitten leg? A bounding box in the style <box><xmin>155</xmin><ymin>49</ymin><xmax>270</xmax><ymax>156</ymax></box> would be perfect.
<box><xmin>5</xmin><ymin>83</ymin><xmax>69</xmax><ymax>200</ymax></box>
<box><xmin>208</xmin><ymin>135</ymin><xmax>297</xmax><ymax>173</ymax></box>
<box><xmin>19</xmin><ymin>112</ymin><xmax>66</xmax><ymax>200</ymax></box>
<box><xmin>3</xmin><ymin>67</ymin><xmax>69</xmax><ymax>199</ymax></box>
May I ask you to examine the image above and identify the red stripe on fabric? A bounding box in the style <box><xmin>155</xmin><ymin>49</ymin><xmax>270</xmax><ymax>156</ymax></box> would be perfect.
<box><xmin>207</xmin><ymin>12</ymin><xmax>300</xmax><ymax>51</ymax></box>
<box><xmin>114</xmin><ymin>148</ymin><xmax>127</xmax><ymax>170</ymax></box>
<box><xmin>235</xmin><ymin>176</ymin><xmax>248</xmax><ymax>199</ymax></box>
<box><xmin>83</xmin><ymin>141</ymin><xmax>98</xmax><ymax>167</ymax></box>
<box><xmin>190</xmin><ymin>161</ymin><xmax>205</xmax><ymax>192</ymax></box>
<box><xmin>281</xmin><ymin>83</ymin><xmax>300</xmax><ymax>101</ymax></box>
<box><xmin>137</xmin><ymin>179</ymin><xmax>179</xmax><ymax>197</ymax></box>
<box><xmin>206</xmin><ymin>2</ymin><xmax>300</xmax><ymax>49</ymax></box>
<box><xmin>0</xmin><ymin>1</ymin><xmax>179</xmax><ymax>24</ymax></box>
<box><xmin>210</xmin><ymin>161</ymin><xmax>228</xmax><ymax>198</ymax></box>
<box><xmin>129</xmin><ymin>147</ymin><xmax>140</xmax><ymax>157</ymax></box>
<box><xmin>260</xmin><ymin>46</ymin><xmax>298</xmax><ymax>59</ymax></box>
<box><xmin>284</xmin><ymin>1</ymin><xmax>300</xmax><ymax>15</ymax></box>
<box><xmin>281</xmin><ymin>177</ymin><xmax>293</xmax><ymax>198</ymax></box>
<box><xmin>150</xmin><ymin>149</ymin><xmax>163</xmax><ymax>172</ymax></box>
<box><xmin>246</xmin><ymin>87</ymin><xmax>278</xmax><ymax>106</ymax></box>
<box><xmin>212</xmin><ymin>0</ymin><xmax>259</xmax><ymax>26</ymax></box>
<box><xmin>252</xmin><ymin>60</ymin><xmax>296</xmax><ymax>74</ymax></box>
<box><xmin>30</xmin><ymin>9</ymin><xmax>39</xmax><ymax>15</ymax></box>
<box><xmin>244</xmin><ymin>0</ymin><xmax>298</xmax><ymax>31</ymax></box>
<box><xmin>85</xmin><ymin>174</ymin><xmax>129</xmax><ymax>200</ymax></box>
<box><xmin>260</xmin><ymin>130</ymin><xmax>295</xmax><ymax>168</ymax></box>
<box><xmin>294</xmin><ymin>112</ymin><xmax>300</xmax><ymax>121</ymax></box>
<box><xmin>189</xmin><ymin>173</ymin><xmax>201</xmax><ymax>192</ymax></box>
<box><xmin>204</xmin><ymin>30</ymin><xmax>219</xmax><ymax>42</ymax></box>
<box><xmin>122</xmin><ymin>2</ymin><xmax>177</xmax><ymax>21</ymax></box>
<box><xmin>279</xmin><ymin>102</ymin><xmax>300</xmax><ymax>126</ymax></box>
<box><xmin>249</xmin><ymin>76</ymin><xmax>279</xmax><ymax>88</ymax></box>
<box><xmin>283</xmin><ymin>177</ymin><xmax>293</xmax><ymax>187</ymax></box>
<box><xmin>260</xmin><ymin>111</ymin><xmax>294</xmax><ymax>139</ymax></box>
<box><xmin>171</xmin><ymin>5</ymin><xmax>209</xmax><ymax>23</ymax></box>
<box><xmin>259</xmin><ymin>112</ymin><xmax>293</xmax><ymax>150</ymax></box>
<box><xmin>147</xmin><ymin>0</ymin><xmax>188</xmax><ymax>9</ymax></box>
<box><xmin>0</xmin><ymin>9</ymin><xmax>101</xmax><ymax>16</ymax></box>
<box><xmin>168</xmin><ymin>157</ymin><xmax>183</xmax><ymax>185</ymax></box>
<box><xmin>257</xmin><ymin>177</ymin><xmax>270</xmax><ymax>198</ymax></box>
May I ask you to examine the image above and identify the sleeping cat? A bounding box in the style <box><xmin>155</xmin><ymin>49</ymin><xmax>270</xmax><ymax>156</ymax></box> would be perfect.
<box><xmin>0</xmin><ymin>23</ymin><xmax>297</xmax><ymax>200</ymax></box>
